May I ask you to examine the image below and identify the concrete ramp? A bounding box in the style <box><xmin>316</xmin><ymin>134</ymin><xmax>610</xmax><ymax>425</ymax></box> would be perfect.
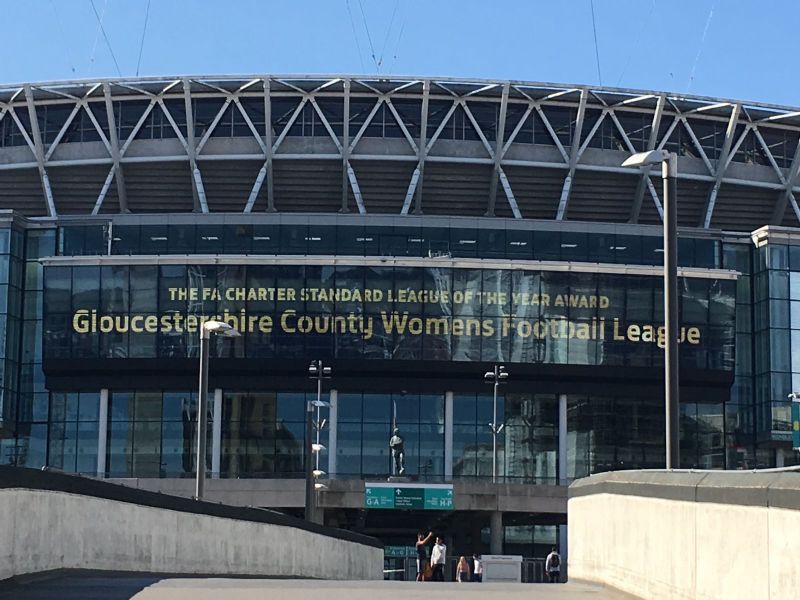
<box><xmin>569</xmin><ymin>470</ymin><xmax>800</xmax><ymax>600</ymax></box>
<box><xmin>0</xmin><ymin>467</ymin><xmax>382</xmax><ymax>582</ymax></box>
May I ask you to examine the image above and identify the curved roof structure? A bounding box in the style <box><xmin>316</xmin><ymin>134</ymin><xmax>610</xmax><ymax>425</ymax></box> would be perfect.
<box><xmin>1</xmin><ymin>75</ymin><xmax>799</xmax><ymax>231</ymax></box>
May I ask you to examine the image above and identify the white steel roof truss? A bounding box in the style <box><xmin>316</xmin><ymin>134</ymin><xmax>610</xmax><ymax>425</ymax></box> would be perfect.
<box><xmin>195</xmin><ymin>97</ymin><xmax>233</xmax><ymax>155</ymax></box>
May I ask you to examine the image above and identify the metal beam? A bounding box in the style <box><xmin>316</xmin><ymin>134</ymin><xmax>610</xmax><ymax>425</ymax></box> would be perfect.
<box><xmin>411</xmin><ymin>79</ymin><xmax>430</xmax><ymax>215</ymax></box>
<box><xmin>181</xmin><ymin>78</ymin><xmax>206</xmax><ymax>213</ymax></box>
<box><xmin>700</xmin><ymin>103</ymin><xmax>742</xmax><ymax>228</ymax></box>
<box><xmin>629</xmin><ymin>94</ymin><xmax>666</xmax><ymax>223</ymax></box>
<box><xmin>487</xmin><ymin>83</ymin><xmax>509</xmax><ymax>217</ymax></box>
<box><xmin>771</xmin><ymin>134</ymin><xmax>800</xmax><ymax>224</ymax></box>
<box><xmin>264</xmin><ymin>78</ymin><xmax>274</xmax><ymax>212</ymax></box>
<box><xmin>341</xmin><ymin>79</ymin><xmax>351</xmax><ymax>213</ymax></box>
<box><xmin>101</xmin><ymin>82</ymin><xmax>128</xmax><ymax>212</ymax></box>
<box><xmin>555</xmin><ymin>88</ymin><xmax>588</xmax><ymax>220</ymax></box>
<box><xmin>23</xmin><ymin>85</ymin><xmax>57</xmax><ymax>217</ymax></box>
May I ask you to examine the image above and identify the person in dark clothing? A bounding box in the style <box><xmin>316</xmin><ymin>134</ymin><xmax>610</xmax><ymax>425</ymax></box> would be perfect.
<box><xmin>545</xmin><ymin>547</ymin><xmax>561</xmax><ymax>583</ymax></box>
<box><xmin>415</xmin><ymin>531</ymin><xmax>433</xmax><ymax>581</ymax></box>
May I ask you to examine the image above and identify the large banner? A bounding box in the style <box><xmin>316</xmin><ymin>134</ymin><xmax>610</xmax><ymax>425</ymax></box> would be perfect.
<box><xmin>43</xmin><ymin>264</ymin><xmax>736</xmax><ymax>369</ymax></box>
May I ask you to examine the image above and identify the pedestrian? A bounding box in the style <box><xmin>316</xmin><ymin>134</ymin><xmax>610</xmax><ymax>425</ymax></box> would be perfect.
<box><xmin>415</xmin><ymin>531</ymin><xmax>433</xmax><ymax>582</ymax></box>
<box><xmin>545</xmin><ymin>546</ymin><xmax>561</xmax><ymax>583</ymax></box>
<box><xmin>471</xmin><ymin>554</ymin><xmax>483</xmax><ymax>582</ymax></box>
<box><xmin>456</xmin><ymin>556</ymin><xmax>470</xmax><ymax>582</ymax></box>
<box><xmin>430</xmin><ymin>536</ymin><xmax>447</xmax><ymax>581</ymax></box>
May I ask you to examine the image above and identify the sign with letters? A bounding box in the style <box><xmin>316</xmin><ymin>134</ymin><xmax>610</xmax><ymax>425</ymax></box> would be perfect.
<box><xmin>43</xmin><ymin>263</ymin><xmax>736</xmax><ymax>370</ymax></box>
<box><xmin>365</xmin><ymin>483</ymin><xmax>453</xmax><ymax>511</ymax></box>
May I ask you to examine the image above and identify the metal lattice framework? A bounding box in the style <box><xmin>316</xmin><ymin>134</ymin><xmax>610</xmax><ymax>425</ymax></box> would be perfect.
<box><xmin>1</xmin><ymin>75</ymin><xmax>799</xmax><ymax>230</ymax></box>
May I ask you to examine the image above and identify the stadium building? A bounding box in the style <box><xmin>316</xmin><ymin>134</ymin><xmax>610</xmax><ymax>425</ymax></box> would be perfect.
<box><xmin>0</xmin><ymin>75</ymin><xmax>798</xmax><ymax>569</ymax></box>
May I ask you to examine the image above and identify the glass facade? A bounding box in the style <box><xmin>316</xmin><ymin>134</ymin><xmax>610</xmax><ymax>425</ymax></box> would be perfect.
<box><xmin>2</xmin><ymin>216</ymin><xmax>798</xmax><ymax>479</ymax></box>
<box><xmin>42</xmin><ymin>263</ymin><xmax>735</xmax><ymax>370</ymax></box>
<box><xmin>57</xmin><ymin>221</ymin><xmax>723</xmax><ymax>269</ymax></box>
<box><xmin>751</xmin><ymin>240</ymin><xmax>800</xmax><ymax>466</ymax></box>
<box><xmin>0</xmin><ymin>225</ymin><xmax>25</xmax><ymax>465</ymax></box>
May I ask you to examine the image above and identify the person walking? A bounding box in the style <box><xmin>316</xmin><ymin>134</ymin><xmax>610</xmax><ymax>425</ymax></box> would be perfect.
<box><xmin>545</xmin><ymin>546</ymin><xmax>561</xmax><ymax>583</ymax></box>
<box><xmin>415</xmin><ymin>531</ymin><xmax>433</xmax><ymax>581</ymax></box>
<box><xmin>430</xmin><ymin>536</ymin><xmax>447</xmax><ymax>581</ymax></box>
<box><xmin>471</xmin><ymin>554</ymin><xmax>483</xmax><ymax>582</ymax></box>
<box><xmin>456</xmin><ymin>556</ymin><xmax>471</xmax><ymax>582</ymax></box>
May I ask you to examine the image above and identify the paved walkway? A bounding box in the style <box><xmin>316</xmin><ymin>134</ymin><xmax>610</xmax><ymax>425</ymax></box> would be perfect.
<box><xmin>0</xmin><ymin>576</ymin><xmax>637</xmax><ymax>600</ymax></box>
<box><xmin>135</xmin><ymin>579</ymin><xmax>636</xmax><ymax>599</ymax></box>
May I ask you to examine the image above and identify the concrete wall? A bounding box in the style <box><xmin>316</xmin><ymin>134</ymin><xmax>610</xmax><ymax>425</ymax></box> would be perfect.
<box><xmin>113</xmin><ymin>477</ymin><xmax>568</xmax><ymax>515</ymax></box>
<box><xmin>0</xmin><ymin>472</ymin><xmax>382</xmax><ymax>582</ymax></box>
<box><xmin>568</xmin><ymin>470</ymin><xmax>800</xmax><ymax>600</ymax></box>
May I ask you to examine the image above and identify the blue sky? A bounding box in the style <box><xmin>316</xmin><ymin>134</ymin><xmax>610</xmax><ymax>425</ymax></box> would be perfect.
<box><xmin>2</xmin><ymin>0</ymin><xmax>796</xmax><ymax>106</ymax></box>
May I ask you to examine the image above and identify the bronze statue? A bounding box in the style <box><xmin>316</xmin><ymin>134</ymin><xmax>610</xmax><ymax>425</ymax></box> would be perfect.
<box><xmin>389</xmin><ymin>427</ymin><xmax>405</xmax><ymax>476</ymax></box>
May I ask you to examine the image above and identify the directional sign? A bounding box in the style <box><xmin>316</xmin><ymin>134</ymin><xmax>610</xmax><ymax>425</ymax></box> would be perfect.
<box><xmin>384</xmin><ymin>545</ymin><xmax>417</xmax><ymax>558</ymax></box>
<box><xmin>365</xmin><ymin>485</ymin><xmax>395</xmax><ymax>508</ymax></box>
<box><xmin>424</xmin><ymin>487</ymin><xmax>454</xmax><ymax>510</ymax></box>
<box><xmin>364</xmin><ymin>483</ymin><xmax>453</xmax><ymax>511</ymax></box>
<box><xmin>395</xmin><ymin>487</ymin><xmax>425</xmax><ymax>509</ymax></box>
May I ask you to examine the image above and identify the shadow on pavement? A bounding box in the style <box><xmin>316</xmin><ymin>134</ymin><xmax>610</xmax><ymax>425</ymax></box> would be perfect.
<box><xmin>0</xmin><ymin>573</ymin><xmax>165</xmax><ymax>600</ymax></box>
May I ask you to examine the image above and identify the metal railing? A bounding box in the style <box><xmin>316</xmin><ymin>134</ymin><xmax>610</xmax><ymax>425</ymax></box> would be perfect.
<box><xmin>384</xmin><ymin>556</ymin><xmax>551</xmax><ymax>583</ymax></box>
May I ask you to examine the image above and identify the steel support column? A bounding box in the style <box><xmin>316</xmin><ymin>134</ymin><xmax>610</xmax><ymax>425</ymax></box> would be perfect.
<box><xmin>328</xmin><ymin>389</ymin><xmax>338</xmax><ymax>478</ymax></box>
<box><xmin>212</xmin><ymin>388</ymin><xmax>222</xmax><ymax>479</ymax></box>
<box><xmin>341</xmin><ymin>80</ymin><xmax>351</xmax><ymax>213</ymax></box>
<box><xmin>96</xmin><ymin>388</ymin><xmax>109</xmax><ymax>478</ymax></box>
<box><xmin>558</xmin><ymin>393</ymin><xmax>567</xmax><ymax>486</ymax></box>
<box><xmin>195</xmin><ymin>329</ymin><xmax>210</xmax><ymax>499</ymax></box>
<box><xmin>486</xmin><ymin>83</ymin><xmax>509</xmax><ymax>217</ymax></box>
<box><xmin>264</xmin><ymin>78</ymin><xmax>275</xmax><ymax>212</ymax></box>
<box><xmin>102</xmin><ymin>82</ymin><xmax>128</xmax><ymax>213</ymax></box>
<box><xmin>629</xmin><ymin>95</ymin><xmax>666</xmax><ymax>223</ymax></box>
<box><xmin>444</xmin><ymin>391</ymin><xmax>453</xmax><ymax>482</ymax></box>
<box><xmin>701</xmin><ymin>104</ymin><xmax>742</xmax><ymax>228</ymax></box>
<box><xmin>771</xmin><ymin>135</ymin><xmax>800</xmax><ymax>224</ymax></box>
<box><xmin>555</xmin><ymin>89</ymin><xmax>588</xmax><ymax>220</ymax></box>
<box><xmin>490</xmin><ymin>511</ymin><xmax>503</xmax><ymax>555</ymax></box>
<box><xmin>413</xmin><ymin>80</ymin><xmax>430</xmax><ymax>215</ymax></box>
<box><xmin>182</xmin><ymin>78</ymin><xmax>205</xmax><ymax>213</ymax></box>
<box><xmin>23</xmin><ymin>85</ymin><xmax>57</xmax><ymax>217</ymax></box>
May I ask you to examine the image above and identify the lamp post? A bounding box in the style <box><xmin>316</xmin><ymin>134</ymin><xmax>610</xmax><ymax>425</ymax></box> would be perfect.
<box><xmin>307</xmin><ymin>360</ymin><xmax>331</xmax><ymax>522</ymax></box>
<box><xmin>622</xmin><ymin>149</ymin><xmax>679</xmax><ymax>469</ymax></box>
<box><xmin>484</xmin><ymin>364</ymin><xmax>508</xmax><ymax>483</ymax></box>
<box><xmin>196</xmin><ymin>320</ymin><xmax>240</xmax><ymax>500</ymax></box>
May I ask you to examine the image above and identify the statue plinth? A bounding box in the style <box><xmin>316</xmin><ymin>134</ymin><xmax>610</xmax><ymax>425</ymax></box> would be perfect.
<box><xmin>387</xmin><ymin>476</ymin><xmax>412</xmax><ymax>483</ymax></box>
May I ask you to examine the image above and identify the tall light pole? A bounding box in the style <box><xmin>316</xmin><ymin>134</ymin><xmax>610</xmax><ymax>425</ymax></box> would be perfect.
<box><xmin>196</xmin><ymin>320</ymin><xmax>240</xmax><ymax>500</ymax></box>
<box><xmin>307</xmin><ymin>360</ymin><xmax>331</xmax><ymax>523</ymax></box>
<box><xmin>484</xmin><ymin>364</ymin><xmax>508</xmax><ymax>483</ymax></box>
<box><xmin>622</xmin><ymin>149</ymin><xmax>679</xmax><ymax>469</ymax></box>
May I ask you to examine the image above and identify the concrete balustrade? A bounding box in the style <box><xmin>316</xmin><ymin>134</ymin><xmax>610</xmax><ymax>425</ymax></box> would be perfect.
<box><xmin>568</xmin><ymin>470</ymin><xmax>800</xmax><ymax>600</ymax></box>
<box><xmin>0</xmin><ymin>467</ymin><xmax>382</xmax><ymax>582</ymax></box>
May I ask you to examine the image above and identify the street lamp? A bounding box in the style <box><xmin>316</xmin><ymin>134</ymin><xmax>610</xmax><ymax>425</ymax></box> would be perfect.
<box><xmin>622</xmin><ymin>149</ymin><xmax>679</xmax><ymax>469</ymax></box>
<box><xmin>196</xmin><ymin>320</ymin><xmax>240</xmax><ymax>500</ymax></box>
<box><xmin>307</xmin><ymin>360</ymin><xmax>331</xmax><ymax>522</ymax></box>
<box><xmin>484</xmin><ymin>364</ymin><xmax>508</xmax><ymax>483</ymax></box>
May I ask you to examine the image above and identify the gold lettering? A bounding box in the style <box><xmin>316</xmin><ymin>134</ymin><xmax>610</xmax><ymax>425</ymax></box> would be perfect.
<box><xmin>73</xmin><ymin>310</ymin><xmax>90</xmax><ymax>333</ymax></box>
<box><xmin>130</xmin><ymin>315</ymin><xmax>144</xmax><ymax>333</ymax></box>
<box><xmin>281</xmin><ymin>309</ymin><xmax>297</xmax><ymax>332</ymax></box>
<box><xmin>144</xmin><ymin>316</ymin><xmax>158</xmax><ymax>333</ymax></box>
<box><xmin>613</xmin><ymin>318</ymin><xmax>625</xmax><ymax>341</ymax></box>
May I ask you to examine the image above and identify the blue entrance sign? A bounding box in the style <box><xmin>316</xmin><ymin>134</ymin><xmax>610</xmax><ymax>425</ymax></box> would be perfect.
<box><xmin>364</xmin><ymin>483</ymin><xmax>454</xmax><ymax>511</ymax></box>
<box><xmin>792</xmin><ymin>401</ymin><xmax>800</xmax><ymax>450</ymax></box>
